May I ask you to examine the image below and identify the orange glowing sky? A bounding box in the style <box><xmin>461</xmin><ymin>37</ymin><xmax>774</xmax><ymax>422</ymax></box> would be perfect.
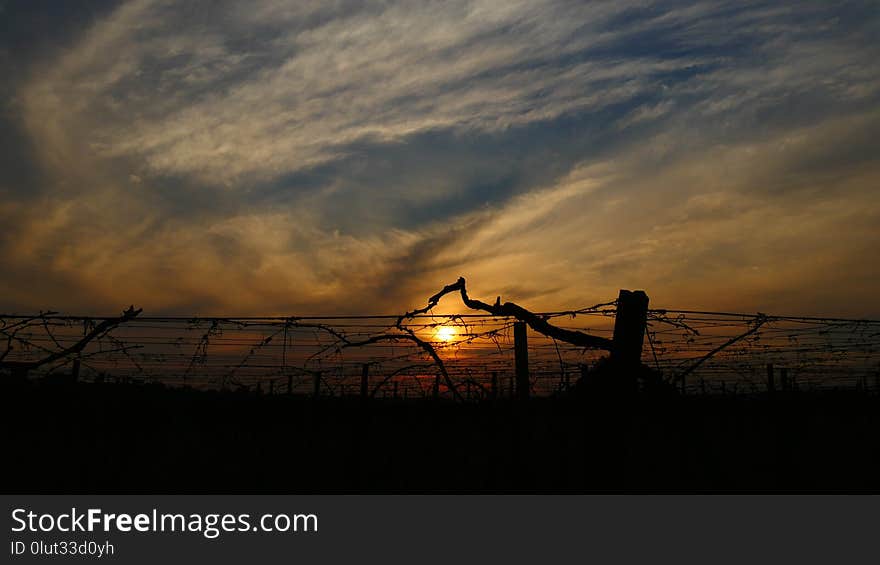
<box><xmin>0</xmin><ymin>1</ymin><xmax>878</xmax><ymax>318</ymax></box>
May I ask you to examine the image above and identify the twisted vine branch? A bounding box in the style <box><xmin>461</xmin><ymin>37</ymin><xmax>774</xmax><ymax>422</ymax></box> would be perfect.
<box><xmin>675</xmin><ymin>314</ymin><xmax>770</xmax><ymax>382</ymax></box>
<box><xmin>0</xmin><ymin>306</ymin><xmax>142</xmax><ymax>374</ymax></box>
<box><xmin>398</xmin><ymin>277</ymin><xmax>613</xmax><ymax>350</ymax></box>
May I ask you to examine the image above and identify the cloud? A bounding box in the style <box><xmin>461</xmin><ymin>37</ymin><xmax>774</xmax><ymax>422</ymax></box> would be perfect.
<box><xmin>2</xmin><ymin>0</ymin><xmax>879</xmax><ymax>316</ymax></box>
<box><xmin>20</xmin><ymin>0</ymin><xmax>719</xmax><ymax>184</ymax></box>
<box><xmin>420</xmin><ymin>110</ymin><xmax>880</xmax><ymax>317</ymax></box>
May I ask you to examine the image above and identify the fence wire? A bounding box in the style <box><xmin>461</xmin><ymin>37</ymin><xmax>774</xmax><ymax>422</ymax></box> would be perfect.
<box><xmin>2</xmin><ymin>307</ymin><xmax>879</xmax><ymax>397</ymax></box>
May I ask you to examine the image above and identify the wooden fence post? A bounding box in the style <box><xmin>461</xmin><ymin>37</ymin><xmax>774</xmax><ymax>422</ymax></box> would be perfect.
<box><xmin>360</xmin><ymin>364</ymin><xmax>369</xmax><ymax>399</ymax></box>
<box><xmin>514</xmin><ymin>321</ymin><xmax>530</xmax><ymax>401</ymax></box>
<box><xmin>611</xmin><ymin>289</ymin><xmax>649</xmax><ymax>367</ymax></box>
<box><xmin>312</xmin><ymin>371</ymin><xmax>321</xmax><ymax>399</ymax></box>
<box><xmin>433</xmin><ymin>373</ymin><xmax>440</xmax><ymax>400</ymax></box>
<box><xmin>579</xmin><ymin>364</ymin><xmax>590</xmax><ymax>387</ymax></box>
<box><xmin>766</xmin><ymin>363</ymin><xmax>775</xmax><ymax>395</ymax></box>
<box><xmin>780</xmin><ymin>367</ymin><xmax>789</xmax><ymax>392</ymax></box>
<box><xmin>71</xmin><ymin>358</ymin><xmax>81</xmax><ymax>383</ymax></box>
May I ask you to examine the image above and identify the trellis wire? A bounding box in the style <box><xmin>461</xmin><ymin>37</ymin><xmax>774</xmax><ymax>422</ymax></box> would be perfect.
<box><xmin>2</xmin><ymin>308</ymin><xmax>878</xmax><ymax>397</ymax></box>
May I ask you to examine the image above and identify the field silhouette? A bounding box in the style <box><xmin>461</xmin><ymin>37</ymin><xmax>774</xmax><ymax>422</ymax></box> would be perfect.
<box><xmin>4</xmin><ymin>377</ymin><xmax>879</xmax><ymax>492</ymax></box>
<box><xmin>3</xmin><ymin>282</ymin><xmax>879</xmax><ymax>492</ymax></box>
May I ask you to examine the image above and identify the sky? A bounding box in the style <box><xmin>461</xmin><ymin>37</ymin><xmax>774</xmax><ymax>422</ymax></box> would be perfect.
<box><xmin>1</xmin><ymin>0</ymin><xmax>878</xmax><ymax>317</ymax></box>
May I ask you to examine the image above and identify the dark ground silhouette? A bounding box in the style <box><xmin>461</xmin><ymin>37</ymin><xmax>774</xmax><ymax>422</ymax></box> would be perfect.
<box><xmin>4</xmin><ymin>377</ymin><xmax>879</xmax><ymax>492</ymax></box>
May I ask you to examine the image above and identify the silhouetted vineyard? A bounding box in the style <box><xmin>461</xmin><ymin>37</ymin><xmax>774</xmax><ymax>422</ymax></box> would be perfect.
<box><xmin>4</xmin><ymin>302</ymin><xmax>880</xmax><ymax>492</ymax></box>
<box><xmin>2</xmin><ymin>307</ymin><xmax>878</xmax><ymax>395</ymax></box>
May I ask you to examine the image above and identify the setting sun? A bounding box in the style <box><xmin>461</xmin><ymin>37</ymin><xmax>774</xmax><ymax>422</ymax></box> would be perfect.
<box><xmin>435</xmin><ymin>326</ymin><xmax>457</xmax><ymax>343</ymax></box>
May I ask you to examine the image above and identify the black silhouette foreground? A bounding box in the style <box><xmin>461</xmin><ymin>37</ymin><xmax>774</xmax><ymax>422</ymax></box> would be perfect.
<box><xmin>397</xmin><ymin>278</ymin><xmax>669</xmax><ymax>397</ymax></box>
<box><xmin>2</xmin><ymin>283</ymin><xmax>879</xmax><ymax>493</ymax></box>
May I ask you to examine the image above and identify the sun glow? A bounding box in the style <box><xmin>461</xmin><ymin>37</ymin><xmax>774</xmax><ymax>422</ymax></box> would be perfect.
<box><xmin>435</xmin><ymin>326</ymin><xmax>457</xmax><ymax>343</ymax></box>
